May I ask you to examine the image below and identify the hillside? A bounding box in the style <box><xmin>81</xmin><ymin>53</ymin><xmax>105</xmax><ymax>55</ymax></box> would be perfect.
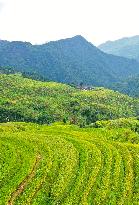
<box><xmin>98</xmin><ymin>35</ymin><xmax>139</xmax><ymax>61</ymax></box>
<box><xmin>110</xmin><ymin>75</ymin><xmax>139</xmax><ymax>97</ymax></box>
<box><xmin>0</xmin><ymin>36</ymin><xmax>139</xmax><ymax>86</ymax></box>
<box><xmin>0</xmin><ymin>73</ymin><xmax>139</xmax><ymax>125</ymax></box>
<box><xmin>1</xmin><ymin>121</ymin><xmax>139</xmax><ymax>204</ymax></box>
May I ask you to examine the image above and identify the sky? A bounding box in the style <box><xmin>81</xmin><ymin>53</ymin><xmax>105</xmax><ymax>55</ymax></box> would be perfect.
<box><xmin>0</xmin><ymin>0</ymin><xmax>139</xmax><ymax>45</ymax></box>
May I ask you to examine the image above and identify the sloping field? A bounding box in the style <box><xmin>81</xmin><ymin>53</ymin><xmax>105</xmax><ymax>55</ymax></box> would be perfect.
<box><xmin>1</xmin><ymin>122</ymin><xmax>139</xmax><ymax>204</ymax></box>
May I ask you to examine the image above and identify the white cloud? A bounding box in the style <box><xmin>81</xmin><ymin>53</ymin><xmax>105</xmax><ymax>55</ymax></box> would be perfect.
<box><xmin>0</xmin><ymin>1</ymin><xmax>4</xmax><ymax>11</ymax></box>
<box><xmin>0</xmin><ymin>0</ymin><xmax>139</xmax><ymax>45</ymax></box>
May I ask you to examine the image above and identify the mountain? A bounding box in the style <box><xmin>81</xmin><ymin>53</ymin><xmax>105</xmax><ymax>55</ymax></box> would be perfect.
<box><xmin>0</xmin><ymin>73</ymin><xmax>139</xmax><ymax>125</ymax></box>
<box><xmin>98</xmin><ymin>35</ymin><xmax>139</xmax><ymax>61</ymax></box>
<box><xmin>0</xmin><ymin>35</ymin><xmax>139</xmax><ymax>86</ymax></box>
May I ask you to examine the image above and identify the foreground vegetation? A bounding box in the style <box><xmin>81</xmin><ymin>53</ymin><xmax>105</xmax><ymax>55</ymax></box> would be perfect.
<box><xmin>0</xmin><ymin>73</ymin><xmax>139</xmax><ymax>126</ymax></box>
<box><xmin>1</xmin><ymin>120</ymin><xmax>139</xmax><ymax>204</ymax></box>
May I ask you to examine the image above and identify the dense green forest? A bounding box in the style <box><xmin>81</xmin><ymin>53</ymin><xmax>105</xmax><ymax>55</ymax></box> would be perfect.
<box><xmin>0</xmin><ymin>66</ymin><xmax>48</xmax><ymax>81</ymax></box>
<box><xmin>1</xmin><ymin>66</ymin><xmax>139</xmax><ymax>98</ymax></box>
<box><xmin>0</xmin><ymin>73</ymin><xmax>139</xmax><ymax>126</ymax></box>
<box><xmin>0</xmin><ymin>36</ymin><xmax>139</xmax><ymax>86</ymax></box>
<box><xmin>110</xmin><ymin>75</ymin><xmax>139</xmax><ymax>97</ymax></box>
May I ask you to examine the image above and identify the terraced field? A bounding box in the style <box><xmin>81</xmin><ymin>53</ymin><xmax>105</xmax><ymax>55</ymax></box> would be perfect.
<box><xmin>1</xmin><ymin>122</ymin><xmax>139</xmax><ymax>204</ymax></box>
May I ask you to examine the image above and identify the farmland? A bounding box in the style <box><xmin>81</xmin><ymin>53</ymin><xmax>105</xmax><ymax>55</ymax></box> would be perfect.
<box><xmin>1</xmin><ymin>121</ymin><xmax>139</xmax><ymax>204</ymax></box>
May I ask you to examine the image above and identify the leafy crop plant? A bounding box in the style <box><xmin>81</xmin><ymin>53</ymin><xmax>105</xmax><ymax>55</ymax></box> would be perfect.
<box><xmin>1</xmin><ymin>122</ymin><xmax>139</xmax><ymax>204</ymax></box>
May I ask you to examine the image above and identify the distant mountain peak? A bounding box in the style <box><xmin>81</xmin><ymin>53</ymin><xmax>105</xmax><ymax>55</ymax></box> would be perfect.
<box><xmin>56</xmin><ymin>35</ymin><xmax>88</xmax><ymax>43</ymax></box>
<box><xmin>99</xmin><ymin>35</ymin><xmax>139</xmax><ymax>47</ymax></box>
<box><xmin>66</xmin><ymin>35</ymin><xmax>90</xmax><ymax>45</ymax></box>
<box><xmin>71</xmin><ymin>35</ymin><xmax>86</xmax><ymax>40</ymax></box>
<box><xmin>98</xmin><ymin>35</ymin><xmax>139</xmax><ymax>61</ymax></box>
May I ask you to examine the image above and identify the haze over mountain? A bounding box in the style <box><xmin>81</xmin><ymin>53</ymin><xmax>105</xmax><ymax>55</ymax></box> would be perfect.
<box><xmin>98</xmin><ymin>35</ymin><xmax>139</xmax><ymax>62</ymax></box>
<box><xmin>0</xmin><ymin>35</ymin><xmax>139</xmax><ymax>87</ymax></box>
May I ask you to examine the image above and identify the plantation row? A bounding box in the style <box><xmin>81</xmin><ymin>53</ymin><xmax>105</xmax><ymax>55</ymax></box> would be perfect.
<box><xmin>1</xmin><ymin>122</ymin><xmax>139</xmax><ymax>204</ymax></box>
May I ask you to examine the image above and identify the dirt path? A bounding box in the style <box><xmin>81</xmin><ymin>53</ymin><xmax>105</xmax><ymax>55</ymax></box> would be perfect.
<box><xmin>7</xmin><ymin>155</ymin><xmax>42</xmax><ymax>205</ymax></box>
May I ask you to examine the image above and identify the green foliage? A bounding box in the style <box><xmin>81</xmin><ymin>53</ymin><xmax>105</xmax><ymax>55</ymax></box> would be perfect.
<box><xmin>0</xmin><ymin>66</ymin><xmax>16</xmax><ymax>74</ymax></box>
<box><xmin>1</xmin><ymin>122</ymin><xmax>139</xmax><ymax>204</ymax></box>
<box><xmin>110</xmin><ymin>75</ymin><xmax>139</xmax><ymax>97</ymax></box>
<box><xmin>92</xmin><ymin>117</ymin><xmax>139</xmax><ymax>134</ymax></box>
<box><xmin>0</xmin><ymin>74</ymin><xmax>139</xmax><ymax>125</ymax></box>
<box><xmin>0</xmin><ymin>66</ymin><xmax>49</xmax><ymax>82</ymax></box>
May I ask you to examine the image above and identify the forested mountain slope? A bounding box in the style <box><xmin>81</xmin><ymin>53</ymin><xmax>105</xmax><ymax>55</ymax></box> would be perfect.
<box><xmin>110</xmin><ymin>75</ymin><xmax>139</xmax><ymax>97</ymax></box>
<box><xmin>0</xmin><ymin>36</ymin><xmax>139</xmax><ymax>86</ymax></box>
<box><xmin>98</xmin><ymin>35</ymin><xmax>139</xmax><ymax>61</ymax></box>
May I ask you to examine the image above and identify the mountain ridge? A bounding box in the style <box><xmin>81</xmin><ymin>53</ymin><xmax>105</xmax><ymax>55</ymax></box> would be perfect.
<box><xmin>98</xmin><ymin>35</ymin><xmax>139</xmax><ymax>61</ymax></box>
<box><xmin>0</xmin><ymin>35</ymin><xmax>139</xmax><ymax>86</ymax></box>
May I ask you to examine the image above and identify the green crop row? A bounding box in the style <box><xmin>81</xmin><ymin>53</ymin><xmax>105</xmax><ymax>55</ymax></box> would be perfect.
<box><xmin>0</xmin><ymin>122</ymin><xmax>139</xmax><ymax>205</ymax></box>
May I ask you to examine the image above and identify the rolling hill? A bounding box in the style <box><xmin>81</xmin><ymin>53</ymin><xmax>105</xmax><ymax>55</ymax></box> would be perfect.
<box><xmin>98</xmin><ymin>35</ymin><xmax>139</xmax><ymax>62</ymax></box>
<box><xmin>0</xmin><ymin>36</ymin><xmax>139</xmax><ymax>86</ymax></box>
<box><xmin>0</xmin><ymin>73</ymin><xmax>139</xmax><ymax>125</ymax></box>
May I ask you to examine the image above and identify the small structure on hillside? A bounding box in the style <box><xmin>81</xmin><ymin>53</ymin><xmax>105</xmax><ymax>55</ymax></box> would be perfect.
<box><xmin>76</xmin><ymin>84</ymin><xmax>95</xmax><ymax>91</ymax></box>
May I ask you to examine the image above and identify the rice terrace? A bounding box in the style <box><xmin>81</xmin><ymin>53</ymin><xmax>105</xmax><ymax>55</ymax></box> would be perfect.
<box><xmin>1</xmin><ymin>120</ymin><xmax>139</xmax><ymax>204</ymax></box>
<box><xmin>1</xmin><ymin>0</ymin><xmax>139</xmax><ymax>203</ymax></box>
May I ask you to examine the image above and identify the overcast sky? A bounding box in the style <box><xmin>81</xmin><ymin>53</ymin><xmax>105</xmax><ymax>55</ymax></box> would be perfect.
<box><xmin>0</xmin><ymin>0</ymin><xmax>139</xmax><ymax>45</ymax></box>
